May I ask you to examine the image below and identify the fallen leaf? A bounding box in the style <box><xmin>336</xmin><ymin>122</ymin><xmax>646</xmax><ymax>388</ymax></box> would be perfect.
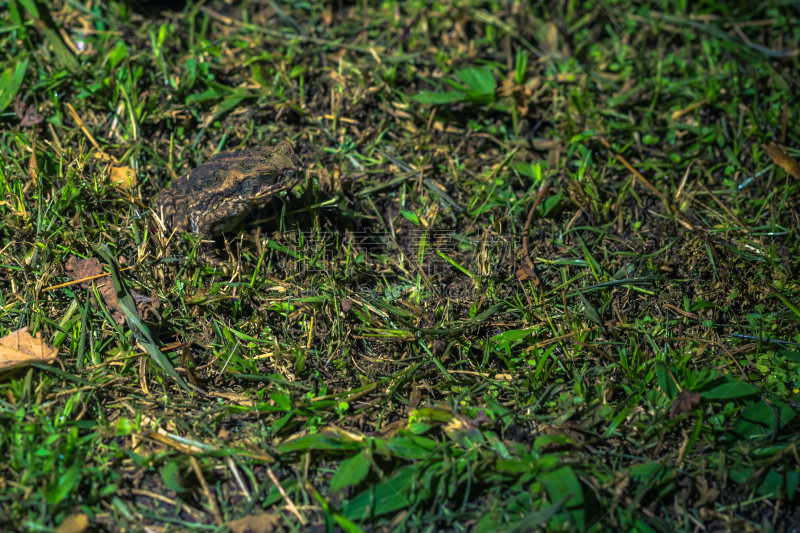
<box><xmin>693</xmin><ymin>476</ymin><xmax>719</xmax><ymax>508</ymax></box>
<box><xmin>670</xmin><ymin>98</ymin><xmax>709</xmax><ymax>120</ymax></box>
<box><xmin>227</xmin><ymin>512</ymin><xmax>281</xmax><ymax>533</ymax></box>
<box><xmin>670</xmin><ymin>389</ymin><xmax>701</xmax><ymax>418</ymax></box>
<box><xmin>29</xmin><ymin>147</ymin><xmax>38</xmax><ymax>180</ymax></box>
<box><xmin>55</xmin><ymin>513</ymin><xmax>90</xmax><ymax>533</ymax></box>
<box><xmin>678</xmin><ymin>476</ymin><xmax>693</xmax><ymax>501</ymax></box>
<box><xmin>516</xmin><ymin>265</ymin><xmax>537</xmax><ymax>282</ymax></box>
<box><xmin>65</xmin><ymin>256</ymin><xmax>125</xmax><ymax>324</ymax></box>
<box><xmin>761</xmin><ymin>142</ymin><xmax>800</xmax><ymax>180</ymax></box>
<box><xmin>14</xmin><ymin>95</ymin><xmax>44</xmax><ymax>128</ymax></box>
<box><xmin>109</xmin><ymin>165</ymin><xmax>137</xmax><ymax>189</ymax></box>
<box><xmin>63</xmin><ymin>257</ymin><xmax>160</xmax><ymax>323</ymax></box>
<box><xmin>499</xmin><ymin>75</ymin><xmax>539</xmax><ymax>116</ymax></box>
<box><xmin>0</xmin><ymin>327</ymin><xmax>58</xmax><ymax>373</ymax></box>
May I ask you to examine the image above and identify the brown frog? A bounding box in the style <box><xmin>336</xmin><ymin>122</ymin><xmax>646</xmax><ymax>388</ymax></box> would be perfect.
<box><xmin>156</xmin><ymin>141</ymin><xmax>300</xmax><ymax>262</ymax></box>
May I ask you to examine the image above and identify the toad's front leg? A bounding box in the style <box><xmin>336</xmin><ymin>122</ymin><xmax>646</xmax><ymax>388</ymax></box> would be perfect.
<box><xmin>197</xmin><ymin>243</ymin><xmax>235</xmax><ymax>272</ymax></box>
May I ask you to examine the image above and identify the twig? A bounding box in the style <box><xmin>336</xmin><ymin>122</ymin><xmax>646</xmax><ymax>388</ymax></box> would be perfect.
<box><xmin>226</xmin><ymin>456</ymin><xmax>252</xmax><ymax>502</ymax></box>
<box><xmin>519</xmin><ymin>178</ymin><xmax>552</xmax><ymax>285</ymax></box>
<box><xmin>65</xmin><ymin>103</ymin><xmax>117</xmax><ymax>163</ymax></box>
<box><xmin>131</xmin><ymin>489</ymin><xmax>205</xmax><ymax>521</ymax></box>
<box><xmin>190</xmin><ymin>456</ymin><xmax>223</xmax><ymax>525</ymax></box>
<box><xmin>525</xmin><ymin>320</ymin><xmax>617</xmax><ymax>352</ymax></box>
<box><xmin>43</xmin><ymin>266</ymin><xmax>133</xmax><ymax>292</ymax></box>
<box><xmin>266</xmin><ymin>467</ymin><xmax>307</xmax><ymax>525</ymax></box>
<box><xmin>699</xmin><ymin>182</ymin><xmax>745</xmax><ymax>227</ymax></box>
<box><xmin>573</xmin><ymin>340</ymin><xmax>620</xmax><ymax>366</ymax></box>
<box><xmin>598</xmin><ymin>137</ymin><xmax>664</xmax><ymax>201</ymax></box>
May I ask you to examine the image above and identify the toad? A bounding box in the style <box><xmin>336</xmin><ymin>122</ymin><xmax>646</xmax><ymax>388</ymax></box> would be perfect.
<box><xmin>156</xmin><ymin>141</ymin><xmax>300</xmax><ymax>263</ymax></box>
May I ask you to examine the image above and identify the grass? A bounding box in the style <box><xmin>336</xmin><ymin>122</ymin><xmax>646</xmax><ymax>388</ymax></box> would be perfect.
<box><xmin>1</xmin><ymin>0</ymin><xmax>799</xmax><ymax>531</ymax></box>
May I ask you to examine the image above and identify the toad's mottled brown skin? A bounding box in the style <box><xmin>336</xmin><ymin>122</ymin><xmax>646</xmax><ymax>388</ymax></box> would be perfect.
<box><xmin>157</xmin><ymin>141</ymin><xmax>299</xmax><ymax>238</ymax></box>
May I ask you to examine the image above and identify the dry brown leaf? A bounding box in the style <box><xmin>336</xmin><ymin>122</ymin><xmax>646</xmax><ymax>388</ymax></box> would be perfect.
<box><xmin>0</xmin><ymin>327</ymin><xmax>58</xmax><ymax>373</ymax></box>
<box><xmin>670</xmin><ymin>389</ymin><xmax>702</xmax><ymax>418</ymax></box>
<box><xmin>64</xmin><ymin>256</ymin><xmax>125</xmax><ymax>324</ymax></box>
<box><xmin>14</xmin><ymin>95</ymin><xmax>44</xmax><ymax>128</ymax></box>
<box><xmin>29</xmin><ymin>142</ymin><xmax>39</xmax><ymax>180</ymax></box>
<box><xmin>693</xmin><ymin>476</ymin><xmax>720</xmax><ymax>508</ymax></box>
<box><xmin>227</xmin><ymin>512</ymin><xmax>281</xmax><ymax>533</ymax></box>
<box><xmin>110</xmin><ymin>165</ymin><xmax>137</xmax><ymax>189</ymax></box>
<box><xmin>63</xmin><ymin>256</ymin><xmax>160</xmax><ymax>322</ymax></box>
<box><xmin>670</xmin><ymin>98</ymin><xmax>709</xmax><ymax>120</ymax></box>
<box><xmin>55</xmin><ymin>513</ymin><xmax>90</xmax><ymax>533</ymax></box>
<box><xmin>761</xmin><ymin>142</ymin><xmax>800</xmax><ymax>180</ymax></box>
<box><xmin>499</xmin><ymin>75</ymin><xmax>539</xmax><ymax>116</ymax></box>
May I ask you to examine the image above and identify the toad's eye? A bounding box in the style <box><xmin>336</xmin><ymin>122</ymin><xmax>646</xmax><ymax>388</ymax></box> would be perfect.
<box><xmin>257</xmin><ymin>172</ymin><xmax>277</xmax><ymax>183</ymax></box>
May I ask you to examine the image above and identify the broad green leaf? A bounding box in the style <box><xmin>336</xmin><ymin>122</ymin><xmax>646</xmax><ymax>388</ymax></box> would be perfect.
<box><xmin>538</xmin><ymin>466</ymin><xmax>585</xmax><ymax>529</ymax></box>
<box><xmin>161</xmin><ymin>460</ymin><xmax>186</xmax><ymax>493</ymax></box>
<box><xmin>106</xmin><ymin>42</ymin><xmax>129</xmax><ymax>69</ymax></box>
<box><xmin>330</xmin><ymin>451</ymin><xmax>370</xmax><ymax>492</ymax></box>
<box><xmin>386</xmin><ymin>436</ymin><xmax>437</xmax><ymax>460</ymax></box>
<box><xmin>46</xmin><ymin>463</ymin><xmax>81</xmax><ymax>504</ymax></box>
<box><xmin>343</xmin><ymin>465</ymin><xmax>416</xmax><ymax>520</ymax></box>
<box><xmin>276</xmin><ymin>430</ymin><xmax>365</xmax><ymax>454</ymax></box>
<box><xmin>228</xmin><ymin>327</ymin><xmax>270</xmax><ymax>343</ymax></box>
<box><xmin>269</xmin><ymin>390</ymin><xmax>292</xmax><ymax>411</ymax></box>
<box><xmin>779</xmin><ymin>349</ymin><xmax>800</xmax><ymax>365</ymax></box>
<box><xmin>186</xmin><ymin>87</ymin><xmax>224</xmax><ymax>106</ymax></box>
<box><xmin>569</xmin><ymin>130</ymin><xmax>595</xmax><ymax>143</ymax></box>
<box><xmin>472</xmin><ymin>512</ymin><xmax>503</xmax><ymax>533</ymax></box>
<box><xmin>539</xmin><ymin>191</ymin><xmax>563</xmax><ymax>218</ymax></box>
<box><xmin>491</xmin><ymin>329</ymin><xmax>533</xmax><ymax>345</ymax></box>
<box><xmin>456</xmin><ymin>67</ymin><xmax>496</xmax><ymax>96</ymax></box>
<box><xmin>115</xmin><ymin>417</ymin><xmax>135</xmax><ymax>436</ymax></box>
<box><xmin>181</xmin><ymin>58</ymin><xmax>198</xmax><ymax>92</ymax></box>
<box><xmin>32</xmin><ymin>4</ymin><xmax>79</xmax><ymax>69</ymax></box>
<box><xmin>496</xmin><ymin>458</ymin><xmax>531</xmax><ymax>473</ymax></box>
<box><xmin>690</xmin><ymin>299</ymin><xmax>715</xmax><ymax>311</ymax></box>
<box><xmin>757</xmin><ymin>469</ymin><xmax>783</xmax><ymax>498</ymax></box>
<box><xmin>491</xmin><ymin>329</ymin><xmax>533</xmax><ymax>357</ymax></box>
<box><xmin>725</xmin><ymin>399</ymin><xmax>796</xmax><ymax>441</ymax></box>
<box><xmin>17</xmin><ymin>0</ymin><xmax>40</xmax><ymax>18</ymax></box>
<box><xmin>655</xmin><ymin>365</ymin><xmax>679</xmax><ymax>399</ymax></box>
<box><xmin>729</xmin><ymin>467</ymin><xmax>751</xmax><ymax>485</ymax></box>
<box><xmin>513</xmin><ymin>160</ymin><xmax>544</xmax><ymax>181</ymax></box>
<box><xmin>577</xmin><ymin>235</ymin><xmax>602</xmax><ymax>278</ymax></box>
<box><xmin>212</xmin><ymin>95</ymin><xmax>246</xmax><ymax>118</ymax></box>
<box><xmin>538</xmin><ymin>466</ymin><xmax>583</xmax><ymax>508</ymax></box>
<box><xmin>533</xmin><ymin>434</ymin><xmax>570</xmax><ymax>451</ymax></box>
<box><xmin>575</xmin><ymin>287</ymin><xmax>603</xmax><ymax>330</ymax></box>
<box><xmin>630</xmin><ymin>463</ymin><xmax>664</xmax><ymax>481</ymax></box>
<box><xmin>412</xmin><ymin>90</ymin><xmax>464</xmax><ymax>105</ymax></box>
<box><xmin>700</xmin><ymin>377</ymin><xmax>760</xmax><ymax>399</ymax></box>
<box><xmin>0</xmin><ymin>58</ymin><xmax>28</xmax><ymax>113</ymax></box>
<box><xmin>505</xmin><ymin>498</ymin><xmax>568</xmax><ymax>533</ymax></box>
<box><xmin>633</xmin><ymin>519</ymin><xmax>659</xmax><ymax>533</ymax></box>
<box><xmin>787</xmin><ymin>470</ymin><xmax>799</xmax><ymax>501</ymax></box>
<box><xmin>333</xmin><ymin>514</ymin><xmax>365</xmax><ymax>533</ymax></box>
<box><xmin>401</xmin><ymin>210</ymin><xmax>421</xmax><ymax>226</ymax></box>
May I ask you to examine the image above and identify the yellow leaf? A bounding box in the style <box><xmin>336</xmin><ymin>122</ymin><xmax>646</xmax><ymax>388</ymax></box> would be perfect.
<box><xmin>0</xmin><ymin>327</ymin><xmax>57</xmax><ymax>373</ymax></box>
<box><xmin>110</xmin><ymin>165</ymin><xmax>137</xmax><ymax>189</ymax></box>
<box><xmin>55</xmin><ymin>513</ymin><xmax>90</xmax><ymax>533</ymax></box>
<box><xmin>761</xmin><ymin>142</ymin><xmax>800</xmax><ymax>180</ymax></box>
